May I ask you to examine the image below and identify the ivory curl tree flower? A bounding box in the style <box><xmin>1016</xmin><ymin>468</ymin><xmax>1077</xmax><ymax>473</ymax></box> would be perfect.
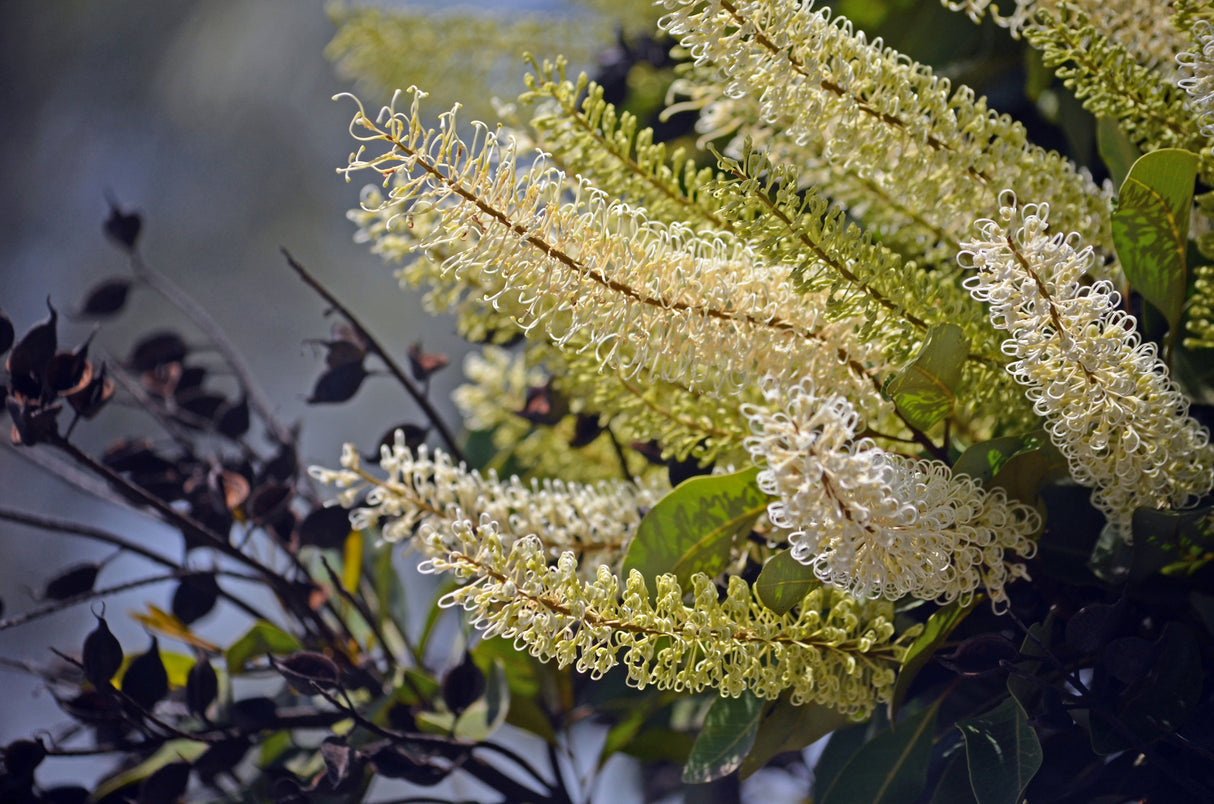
<box><xmin>314</xmin><ymin>0</ymin><xmax>1214</xmax><ymax>795</ymax></box>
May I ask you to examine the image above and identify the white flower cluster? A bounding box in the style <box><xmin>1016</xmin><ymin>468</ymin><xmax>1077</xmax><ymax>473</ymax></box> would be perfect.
<box><xmin>1178</xmin><ymin>20</ymin><xmax>1214</xmax><ymax>139</ymax></box>
<box><xmin>742</xmin><ymin>378</ymin><xmax>1040</xmax><ymax>608</ymax></box>
<box><xmin>308</xmin><ymin>432</ymin><xmax>664</xmax><ymax>571</ymax></box>
<box><xmin>658</xmin><ymin>0</ymin><xmax>1115</xmax><ymax>271</ymax></box>
<box><xmin>338</xmin><ymin>90</ymin><xmax>887</xmax><ymax>412</ymax></box>
<box><xmin>416</xmin><ymin>515</ymin><xmax>907</xmax><ymax>715</ymax></box>
<box><xmin>961</xmin><ymin>192</ymin><xmax>1214</xmax><ymax>537</ymax></box>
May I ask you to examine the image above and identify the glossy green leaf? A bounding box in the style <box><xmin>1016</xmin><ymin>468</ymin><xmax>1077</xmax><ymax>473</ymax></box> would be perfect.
<box><xmin>890</xmin><ymin>600</ymin><xmax>977</xmax><ymax>717</ymax></box>
<box><xmin>957</xmin><ymin>698</ymin><xmax>1042</xmax><ymax>804</ymax></box>
<box><xmin>820</xmin><ymin>703</ymin><xmax>939</xmax><ymax>804</ymax></box>
<box><xmin>682</xmin><ymin>691</ymin><xmax>765</xmax><ymax>783</ymax></box>
<box><xmin>1096</xmin><ymin>117</ymin><xmax>1141</xmax><ymax>190</ymax></box>
<box><xmin>1112</xmin><ymin>148</ymin><xmax>1199</xmax><ymax>330</ymax></box>
<box><xmin>623</xmin><ymin>467</ymin><xmax>767</xmax><ymax>589</ymax></box>
<box><xmin>755</xmin><ymin>549</ymin><xmax>818</xmax><ymax>615</ymax></box>
<box><xmin>929</xmin><ymin>749</ymin><xmax>978</xmax><ymax>804</ymax></box>
<box><xmin>813</xmin><ymin>723</ymin><xmax>870</xmax><ymax>802</ymax></box>
<box><xmin>953</xmin><ymin>431</ymin><xmax>1065</xmax><ymax>506</ymax></box>
<box><xmin>954</xmin><ymin>435</ymin><xmax>1036</xmax><ymax>485</ymax></box>
<box><xmin>225</xmin><ymin>620</ymin><xmax>302</xmax><ymax>674</ymax></box>
<box><xmin>91</xmin><ymin>738</ymin><xmax>208</xmax><ymax>801</ymax></box>
<box><xmin>739</xmin><ymin>695</ymin><xmax>851</xmax><ymax>779</ymax></box>
<box><xmin>884</xmin><ymin>324</ymin><xmax>968</xmax><ymax>432</ymax></box>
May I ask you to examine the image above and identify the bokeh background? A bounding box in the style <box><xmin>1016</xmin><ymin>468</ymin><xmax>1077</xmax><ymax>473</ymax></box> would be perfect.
<box><xmin>0</xmin><ymin>0</ymin><xmax>596</xmax><ymax>791</ymax></box>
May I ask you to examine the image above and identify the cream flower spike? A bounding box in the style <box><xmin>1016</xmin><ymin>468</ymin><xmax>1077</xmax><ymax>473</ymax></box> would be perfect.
<box><xmin>1178</xmin><ymin>20</ymin><xmax>1214</xmax><ymax>139</ymax></box>
<box><xmin>961</xmin><ymin>192</ymin><xmax>1214</xmax><ymax>538</ymax></box>
<box><xmin>741</xmin><ymin>377</ymin><xmax>1039</xmax><ymax>609</ymax></box>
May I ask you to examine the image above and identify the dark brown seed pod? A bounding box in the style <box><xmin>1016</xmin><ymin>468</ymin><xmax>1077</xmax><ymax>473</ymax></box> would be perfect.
<box><xmin>121</xmin><ymin>636</ymin><xmax>169</xmax><ymax>711</ymax></box>
<box><xmin>82</xmin><ymin>613</ymin><xmax>123</xmax><ymax>687</ymax></box>
<box><xmin>186</xmin><ymin>657</ymin><xmax>218</xmax><ymax>718</ymax></box>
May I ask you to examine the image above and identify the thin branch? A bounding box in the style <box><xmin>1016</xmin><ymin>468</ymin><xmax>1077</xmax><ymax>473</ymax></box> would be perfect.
<box><xmin>0</xmin><ymin>568</ymin><xmax>262</xmax><ymax>632</ymax></box>
<box><xmin>2</xmin><ymin>441</ymin><xmax>139</xmax><ymax>511</ymax></box>
<box><xmin>320</xmin><ymin>555</ymin><xmax>396</xmax><ymax>674</ymax></box>
<box><xmin>282</xmin><ymin>249</ymin><xmax>465</xmax><ymax>462</ymax></box>
<box><xmin>127</xmin><ymin>250</ymin><xmax>295</xmax><ymax>446</ymax></box>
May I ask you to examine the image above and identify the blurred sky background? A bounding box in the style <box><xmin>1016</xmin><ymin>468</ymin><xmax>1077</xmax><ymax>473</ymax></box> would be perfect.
<box><xmin>0</xmin><ymin>0</ymin><xmax>618</xmax><ymax>793</ymax></box>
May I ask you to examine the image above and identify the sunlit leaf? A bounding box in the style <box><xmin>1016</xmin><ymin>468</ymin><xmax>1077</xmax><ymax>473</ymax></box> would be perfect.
<box><xmin>883</xmin><ymin>323</ymin><xmax>968</xmax><ymax>432</ymax></box>
<box><xmin>130</xmin><ymin>604</ymin><xmax>221</xmax><ymax>654</ymax></box>
<box><xmin>755</xmin><ymin>549</ymin><xmax>818</xmax><ymax>615</ymax></box>
<box><xmin>1112</xmin><ymin>148</ymin><xmax>1198</xmax><ymax>330</ymax></box>
<box><xmin>623</xmin><ymin>466</ymin><xmax>767</xmax><ymax>589</ymax></box>
<box><xmin>682</xmin><ymin>690</ymin><xmax>765</xmax><ymax>783</ymax></box>
<box><xmin>342</xmin><ymin>529</ymin><xmax>363</xmax><ymax>594</ymax></box>
<box><xmin>115</xmin><ymin>650</ymin><xmax>195</xmax><ymax>691</ymax></box>
<box><xmin>225</xmin><ymin>620</ymin><xmax>302</xmax><ymax>674</ymax></box>
<box><xmin>91</xmin><ymin>739</ymin><xmax>207</xmax><ymax>801</ymax></box>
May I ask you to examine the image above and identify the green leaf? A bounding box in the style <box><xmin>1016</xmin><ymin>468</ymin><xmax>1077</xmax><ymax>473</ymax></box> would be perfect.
<box><xmin>1096</xmin><ymin>117</ymin><xmax>1141</xmax><ymax>190</ymax></box>
<box><xmin>929</xmin><ymin>749</ymin><xmax>978</xmax><ymax>804</ymax></box>
<box><xmin>225</xmin><ymin>621</ymin><xmax>302</xmax><ymax>674</ymax></box>
<box><xmin>953</xmin><ymin>431</ymin><xmax>1065</xmax><ymax>507</ymax></box>
<box><xmin>1129</xmin><ymin>504</ymin><xmax>1214</xmax><ymax>582</ymax></box>
<box><xmin>341</xmin><ymin>529</ymin><xmax>363</xmax><ymax>594</ymax></box>
<box><xmin>113</xmin><ymin>650</ymin><xmax>196</xmax><ymax>690</ymax></box>
<box><xmin>884</xmin><ymin>323</ymin><xmax>968</xmax><ymax>432</ymax></box>
<box><xmin>623</xmin><ymin>467</ymin><xmax>767</xmax><ymax>589</ymax></box>
<box><xmin>600</xmin><ymin>706</ymin><xmax>651</xmax><ymax>767</ymax></box>
<box><xmin>620</xmin><ymin>727</ymin><xmax>696</xmax><ymax>765</ymax></box>
<box><xmin>820</xmin><ymin>703</ymin><xmax>939</xmax><ymax>804</ymax></box>
<box><xmin>91</xmin><ymin>738</ymin><xmax>208</xmax><ymax>800</ymax></box>
<box><xmin>957</xmin><ymin>698</ymin><xmax>1043</xmax><ymax>804</ymax></box>
<box><xmin>1112</xmin><ymin>148</ymin><xmax>1199</xmax><ymax>330</ymax></box>
<box><xmin>813</xmin><ymin>723</ymin><xmax>870</xmax><ymax>802</ymax></box>
<box><xmin>682</xmin><ymin>691</ymin><xmax>765</xmax><ymax>783</ymax></box>
<box><xmin>739</xmin><ymin>695</ymin><xmax>851</xmax><ymax>779</ymax></box>
<box><xmin>755</xmin><ymin>549</ymin><xmax>818</xmax><ymax>615</ymax></box>
<box><xmin>890</xmin><ymin>601</ymin><xmax>977</xmax><ymax>718</ymax></box>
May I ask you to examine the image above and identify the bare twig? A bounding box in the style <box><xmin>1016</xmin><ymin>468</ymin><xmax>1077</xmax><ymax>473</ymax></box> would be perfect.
<box><xmin>281</xmin><ymin>249</ymin><xmax>465</xmax><ymax>462</ymax></box>
<box><xmin>128</xmin><ymin>250</ymin><xmax>295</xmax><ymax>446</ymax></box>
<box><xmin>0</xmin><ymin>506</ymin><xmax>275</xmax><ymax>624</ymax></box>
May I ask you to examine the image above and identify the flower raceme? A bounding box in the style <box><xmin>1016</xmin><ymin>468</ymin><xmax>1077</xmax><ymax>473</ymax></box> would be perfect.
<box><xmin>418</xmin><ymin>516</ymin><xmax>908</xmax><ymax>716</ymax></box>
<box><xmin>336</xmin><ymin>89</ymin><xmax>888</xmax><ymax>418</ymax></box>
<box><xmin>311</xmin><ymin>436</ymin><xmax>911</xmax><ymax>715</ymax></box>
<box><xmin>742</xmin><ymin>378</ymin><xmax>1040</xmax><ymax>608</ymax></box>
<box><xmin>1178</xmin><ymin>20</ymin><xmax>1214</xmax><ymax>139</ymax></box>
<box><xmin>961</xmin><ymin>192</ymin><xmax>1214</xmax><ymax>537</ymax></box>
